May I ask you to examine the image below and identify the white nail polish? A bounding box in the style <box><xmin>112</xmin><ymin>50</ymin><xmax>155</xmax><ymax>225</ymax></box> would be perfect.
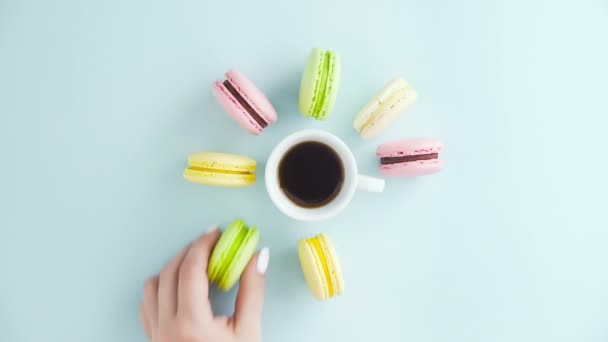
<box><xmin>256</xmin><ymin>247</ymin><xmax>269</xmax><ymax>274</ymax></box>
<box><xmin>206</xmin><ymin>225</ymin><xmax>219</xmax><ymax>234</ymax></box>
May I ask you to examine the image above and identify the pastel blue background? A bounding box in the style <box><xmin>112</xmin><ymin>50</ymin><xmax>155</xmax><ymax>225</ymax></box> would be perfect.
<box><xmin>1</xmin><ymin>1</ymin><xmax>607</xmax><ymax>341</ymax></box>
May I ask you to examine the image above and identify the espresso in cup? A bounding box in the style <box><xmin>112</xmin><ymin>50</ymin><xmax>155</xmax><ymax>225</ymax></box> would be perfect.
<box><xmin>278</xmin><ymin>141</ymin><xmax>344</xmax><ymax>208</ymax></box>
<box><xmin>266</xmin><ymin>130</ymin><xmax>384</xmax><ymax>221</ymax></box>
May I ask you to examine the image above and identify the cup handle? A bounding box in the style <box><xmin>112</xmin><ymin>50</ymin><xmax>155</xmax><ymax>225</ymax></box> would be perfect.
<box><xmin>356</xmin><ymin>174</ymin><xmax>385</xmax><ymax>192</ymax></box>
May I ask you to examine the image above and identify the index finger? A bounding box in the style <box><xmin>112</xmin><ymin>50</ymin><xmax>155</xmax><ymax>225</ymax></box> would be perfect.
<box><xmin>177</xmin><ymin>226</ymin><xmax>221</xmax><ymax>320</ymax></box>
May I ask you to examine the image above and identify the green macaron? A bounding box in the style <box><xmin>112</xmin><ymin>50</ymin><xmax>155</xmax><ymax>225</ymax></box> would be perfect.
<box><xmin>299</xmin><ymin>48</ymin><xmax>341</xmax><ymax>120</ymax></box>
<box><xmin>208</xmin><ymin>219</ymin><xmax>260</xmax><ymax>291</ymax></box>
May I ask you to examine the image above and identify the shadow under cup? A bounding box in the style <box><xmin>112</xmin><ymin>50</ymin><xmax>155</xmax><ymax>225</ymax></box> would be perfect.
<box><xmin>265</xmin><ymin>130</ymin><xmax>360</xmax><ymax>222</ymax></box>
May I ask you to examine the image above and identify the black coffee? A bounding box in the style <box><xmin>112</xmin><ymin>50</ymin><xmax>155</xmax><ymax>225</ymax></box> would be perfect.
<box><xmin>278</xmin><ymin>141</ymin><xmax>344</xmax><ymax>208</ymax></box>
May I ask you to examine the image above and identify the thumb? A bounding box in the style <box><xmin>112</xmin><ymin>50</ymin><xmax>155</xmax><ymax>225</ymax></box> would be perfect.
<box><xmin>234</xmin><ymin>247</ymin><xmax>268</xmax><ymax>337</ymax></box>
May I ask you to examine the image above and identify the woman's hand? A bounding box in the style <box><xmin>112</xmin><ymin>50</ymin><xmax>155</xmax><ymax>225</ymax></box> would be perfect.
<box><xmin>140</xmin><ymin>227</ymin><xmax>269</xmax><ymax>342</ymax></box>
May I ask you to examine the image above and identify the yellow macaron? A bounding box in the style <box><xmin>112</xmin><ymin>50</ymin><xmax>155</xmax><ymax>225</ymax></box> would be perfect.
<box><xmin>298</xmin><ymin>233</ymin><xmax>344</xmax><ymax>301</ymax></box>
<box><xmin>183</xmin><ymin>152</ymin><xmax>256</xmax><ymax>187</ymax></box>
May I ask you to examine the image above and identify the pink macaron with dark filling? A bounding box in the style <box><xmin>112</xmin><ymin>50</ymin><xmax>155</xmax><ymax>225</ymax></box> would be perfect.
<box><xmin>212</xmin><ymin>69</ymin><xmax>278</xmax><ymax>135</ymax></box>
<box><xmin>376</xmin><ymin>139</ymin><xmax>444</xmax><ymax>177</ymax></box>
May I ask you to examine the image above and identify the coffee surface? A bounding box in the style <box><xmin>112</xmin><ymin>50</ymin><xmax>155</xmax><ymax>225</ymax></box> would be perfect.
<box><xmin>278</xmin><ymin>141</ymin><xmax>344</xmax><ymax>208</ymax></box>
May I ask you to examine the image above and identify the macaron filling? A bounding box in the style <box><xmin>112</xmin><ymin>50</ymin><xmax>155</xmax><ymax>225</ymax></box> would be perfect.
<box><xmin>380</xmin><ymin>153</ymin><xmax>439</xmax><ymax>165</ymax></box>
<box><xmin>311</xmin><ymin>51</ymin><xmax>331</xmax><ymax>117</ymax></box>
<box><xmin>214</xmin><ymin>226</ymin><xmax>248</xmax><ymax>283</ymax></box>
<box><xmin>308</xmin><ymin>237</ymin><xmax>334</xmax><ymax>297</ymax></box>
<box><xmin>223</xmin><ymin>80</ymin><xmax>268</xmax><ymax>128</ymax></box>
<box><xmin>188</xmin><ymin>166</ymin><xmax>253</xmax><ymax>175</ymax></box>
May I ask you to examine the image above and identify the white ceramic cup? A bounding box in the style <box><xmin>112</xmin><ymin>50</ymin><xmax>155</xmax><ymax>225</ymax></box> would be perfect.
<box><xmin>265</xmin><ymin>130</ymin><xmax>385</xmax><ymax>221</ymax></box>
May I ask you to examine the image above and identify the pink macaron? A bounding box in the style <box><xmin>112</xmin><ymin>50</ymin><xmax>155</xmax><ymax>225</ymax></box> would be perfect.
<box><xmin>212</xmin><ymin>69</ymin><xmax>278</xmax><ymax>135</ymax></box>
<box><xmin>376</xmin><ymin>139</ymin><xmax>444</xmax><ymax>177</ymax></box>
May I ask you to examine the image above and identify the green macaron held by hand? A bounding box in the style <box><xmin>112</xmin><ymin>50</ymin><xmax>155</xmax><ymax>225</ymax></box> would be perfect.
<box><xmin>208</xmin><ymin>219</ymin><xmax>260</xmax><ymax>291</ymax></box>
<box><xmin>299</xmin><ymin>48</ymin><xmax>341</xmax><ymax>120</ymax></box>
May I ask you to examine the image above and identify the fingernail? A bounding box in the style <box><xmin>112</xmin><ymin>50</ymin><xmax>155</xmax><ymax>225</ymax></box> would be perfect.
<box><xmin>256</xmin><ymin>247</ymin><xmax>269</xmax><ymax>275</ymax></box>
<box><xmin>206</xmin><ymin>225</ymin><xmax>219</xmax><ymax>234</ymax></box>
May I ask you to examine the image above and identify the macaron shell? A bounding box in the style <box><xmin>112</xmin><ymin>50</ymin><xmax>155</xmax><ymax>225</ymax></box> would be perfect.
<box><xmin>225</xmin><ymin>69</ymin><xmax>277</xmax><ymax>125</ymax></box>
<box><xmin>183</xmin><ymin>169</ymin><xmax>256</xmax><ymax>187</ymax></box>
<box><xmin>185</xmin><ymin>152</ymin><xmax>256</xmax><ymax>187</ymax></box>
<box><xmin>354</xmin><ymin>79</ymin><xmax>411</xmax><ymax>131</ymax></box>
<box><xmin>298</xmin><ymin>238</ymin><xmax>329</xmax><ymax>301</ymax></box>
<box><xmin>360</xmin><ymin>96</ymin><xmax>415</xmax><ymax>140</ymax></box>
<box><xmin>354</xmin><ymin>78</ymin><xmax>417</xmax><ymax>140</ymax></box>
<box><xmin>318</xmin><ymin>234</ymin><xmax>344</xmax><ymax>296</ymax></box>
<box><xmin>212</xmin><ymin>81</ymin><xmax>263</xmax><ymax>135</ymax></box>
<box><xmin>299</xmin><ymin>48</ymin><xmax>324</xmax><ymax>117</ymax></box>
<box><xmin>353</xmin><ymin>97</ymin><xmax>381</xmax><ymax>132</ymax></box>
<box><xmin>208</xmin><ymin>220</ymin><xmax>247</xmax><ymax>282</ymax></box>
<box><xmin>376</xmin><ymin>78</ymin><xmax>410</xmax><ymax>103</ymax></box>
<box><xmin>380</xmin><ymin>159</ymin><xmax>444</xmax><ymax>177</ymax></box>
<box><xmin>219</xmin><ymin>227</ymin><xmax>259</xmax><ymax>291</ymax></box>
<box><xmin>376</xmin><ymin>139</ymin><xmax>443</xmax><ymax>157</ymax></box>
<box><xmin>188</xmin><ymin>152</ymin><xmax>256</xmax><ymax>173</ymax></box>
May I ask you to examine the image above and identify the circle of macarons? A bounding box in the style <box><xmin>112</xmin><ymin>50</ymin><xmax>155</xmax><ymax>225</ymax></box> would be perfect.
<box><xmin>212</xmin><ymin>69</ymin><xmax>278</xmax><ymax>135</ymax></box>
<box><xmin>299</xmin><ymin>48</ymin><xmax>341</xmax><ymax>120</ymax></box>
<box><xmin>186</xmin><ymin>47</ymin><xmax>444</xmax><ymax>300</ymax></box>
<box><xmin>376</xmin><ymin>139</ymin><xmax>443</xmax><ymax>177</ymax></box>
<box><xmin>208</xmin><ymin>219</ymin><xmax>260</xmax><ymax>291</ymax></box>
<box><xmin>183</xmin><ymin>152</ymin><xmax>256</xmax><ymax>187</ymax></box>
<box><xmin>353</xmin><ymin>78</ymin><xmax>417</xmax><ymax>140</ymax></box>
<box><xmin>298</xmin><ymin>233</ymin><xmax>344</xmax><ymax>301</ymax></box>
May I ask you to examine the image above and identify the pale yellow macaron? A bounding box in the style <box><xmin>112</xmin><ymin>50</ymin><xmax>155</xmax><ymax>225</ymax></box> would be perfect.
<box><xmin>298</xmin><ymin>233</ymin><xmax>344</xmax><ymax>301</ymax></box>
<box><xmin>353</xmin><ymin>78</ymin><xmax>417</xmax><ymax>140</ymax></box>
<box><xmin>183</xmin><ymin>152</ymin><xmax>256</xmax><ymax>187</ymax></box>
